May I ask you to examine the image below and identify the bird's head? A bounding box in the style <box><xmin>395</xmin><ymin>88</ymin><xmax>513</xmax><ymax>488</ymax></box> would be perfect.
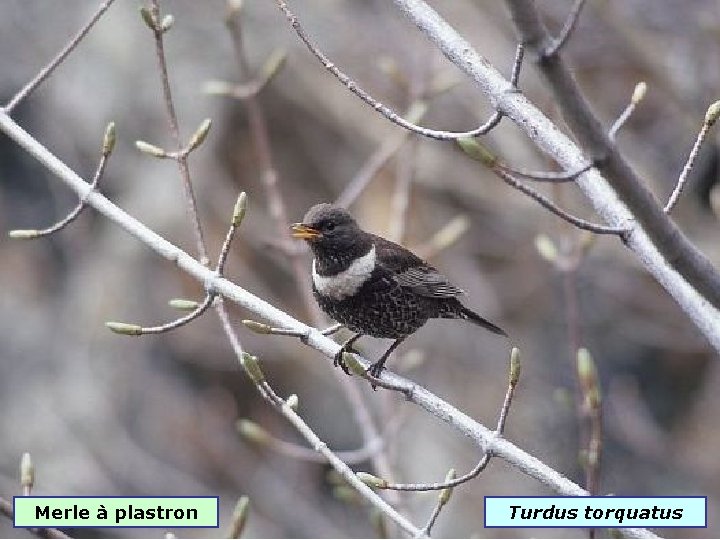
<box><xmin>291</xmin><ymin>203</ymin><xmax>363</xmax><ymax>254</ymax></box>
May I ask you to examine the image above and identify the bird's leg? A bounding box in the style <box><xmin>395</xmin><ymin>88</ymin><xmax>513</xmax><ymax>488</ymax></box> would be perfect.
<box><xmin>334</xmin><ymin>333</ymin><xmax>363</xmax><ymax>375</ymax></box>
<box><xmin>367</xmin><ymin>337</ymin><xmax>406</xmax><ymax>389</ymax></box>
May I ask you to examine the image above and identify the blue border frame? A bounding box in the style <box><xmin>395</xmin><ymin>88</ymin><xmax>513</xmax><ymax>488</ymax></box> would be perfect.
<box><xmin>483</xmin><ymin>495</ymin><xmax>708</xmax><ymax>529</ymax></box>
<box><xmin>13</xmin><ymin>495</ymin><xmax>220</xmax><ymax>529</ymax></box>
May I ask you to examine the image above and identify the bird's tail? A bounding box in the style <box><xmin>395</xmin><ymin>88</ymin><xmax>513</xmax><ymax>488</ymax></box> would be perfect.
<box><xmin>458</xmin><ymin>305</ymin><xmax>507</xmax><ymax>337</ymax></box>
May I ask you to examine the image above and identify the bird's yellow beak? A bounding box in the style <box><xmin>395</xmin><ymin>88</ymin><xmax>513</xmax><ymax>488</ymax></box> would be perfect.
<box><xmin>290</xmin><ymin>223</ymin><xmax>321</xmax><ymax>240</ymax></box>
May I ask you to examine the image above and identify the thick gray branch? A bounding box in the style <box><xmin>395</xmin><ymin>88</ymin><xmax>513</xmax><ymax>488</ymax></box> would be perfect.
<box><xmin>0</xmin><ymin>110</ymin><xmax>658</xmax><ymax>539</ymax></box>
<box><xmin>502</xmin><ymin>0</ymin><xmax>720</xmax><ymax>308</ymax></box>
<box><xmin>390</xmin><ymin>0</ymin><xmax>720</xmax><ymax>354</ymax></box>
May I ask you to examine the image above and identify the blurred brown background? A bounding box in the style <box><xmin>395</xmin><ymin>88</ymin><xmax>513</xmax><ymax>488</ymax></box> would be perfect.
<box><xmin>1</xmin><ymin>0</ymin><xmax>719</xmax><ymax>537</ymax></box>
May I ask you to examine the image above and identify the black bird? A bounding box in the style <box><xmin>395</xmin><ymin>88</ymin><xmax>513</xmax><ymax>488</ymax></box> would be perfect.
<box><xmin>291</xmin><ymin>203</ymin><xmax>506</xmax><ymax>382</ymax></box>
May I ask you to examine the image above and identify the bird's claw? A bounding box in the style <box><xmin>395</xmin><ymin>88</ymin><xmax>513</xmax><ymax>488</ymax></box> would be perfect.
<box><xmin>365</xmin><ymin>361</ymin><xmax>385</xmax><ymax>391</ymax></box>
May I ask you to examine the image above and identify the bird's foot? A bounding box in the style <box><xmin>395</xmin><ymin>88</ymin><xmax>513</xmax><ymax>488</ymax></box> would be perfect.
<box><xmin>365</xmin><ymin>361</ymin><xmax>386</xmax><ymax>391</ymax></box>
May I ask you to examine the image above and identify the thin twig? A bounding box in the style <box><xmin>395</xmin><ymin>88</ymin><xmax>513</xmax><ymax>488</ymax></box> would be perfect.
<box><xmin>2</xmin><ymin>0</ymin><xmax>117</xmax><ymax>114</ymax></box>
<box><xmin>216</xmin><ymin>192</ymin><xmax>247</xmax><ymax>275</ymax></box>
<box><xmin>414</xmin><ymin>215</ymin><xmax>470</xmax><ymax>260</ymax></box>
<box><xmin>500</xmin><ymin>0</ymin><xmax>720</xmax><ymax>309</ymax></box>
<box><xmin>419</xmin><ymin>470</ymin><xmax>455</xmax><ymax>536</ymax></box>
<box><xmin>216</xmin><ymin>306</ymin><xmax>424</xmax><ymax>537</ymax></box>
<box><xmin>273</xmin><ymin>0</ymin><xmax>509</xmax><ymax>141</ymax></box>
<box><xmin>336</xmin><ymin>43</ymin><xmax>523</xmax><ymax>210</ymax></box>
<box><xmin>242</xmin><ymin>410</ymin><xmax>404</xmax><ymax>465</ymax></box>
<box><xmin>497</xmin><ymin>161</ymin><xmax>592</xmax><ymax>183</ymax></box>
<box><xmin>371</xmin><ymin>348</ymin><xmax>520</xmax><ymax>492</ymax></box>
<box><xmin>114</xmin><ymin>292</ymin><xmax>216</xmax><ymax>335</ymax></box>
<box><xmin>608</xmin><ymin>82</ymin><xmax>647</xmax><ymax>142</ymax></box>
<box><xmin>664</xmin><ymin>102</ymin><xmax>720</xmax><ymax>213</ymax></box>
<box><xmin>1</xmin><ymin>499</ymin><xmax>69</xmax><ymax>539</ymax></box>
<box><xmin>542</xmin><ymin>0</ymin><xmax>588</xmax><ymax>58</ymax></box>
<box><xmin>225</xmin><ymin>1</ymin><xmax>322</xmax><ymax>324</ymax></box>
<box><xmin>494</xmin><ymin>168</ymin><xmax>628</xmax><ymax>236</ymax></box>
<box><xmin>9</xmin><ymin>123</ymin><xmax>115</xmax><ymax>240</ymax></box>
<box><xmin>576</xmin><ymin>349</ymin><xmax>603</xmax><ymax>503</ymax></box>
<box><xmin>335</xmin><ymin>101</ymin><xmax>427</xmax><ymax>208</ymax></box>
<box><xmin>105</xmin><ymin>192</ymin><xmax>244</xmax><ymax>337</ymax></box>
<box><xmin>389</xmin><ymin>62</ymin><xmax>426</xmax><ymax>243</ymax></box>
<box><xmin>509</xmin><ymin>42</ymin><xmax>525</xmax><ymax>86</ymax></box>
<box><xmin>147</xmin><ymin>0</ymin><xmax>209</xmax><ymax>264</ymax></box>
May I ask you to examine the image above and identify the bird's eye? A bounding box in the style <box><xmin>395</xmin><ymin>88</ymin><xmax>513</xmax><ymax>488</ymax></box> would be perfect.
<box><xmin>325</xmin><ymin>222</ymin><xmax>336</xmax><ymax>232</ymax></box>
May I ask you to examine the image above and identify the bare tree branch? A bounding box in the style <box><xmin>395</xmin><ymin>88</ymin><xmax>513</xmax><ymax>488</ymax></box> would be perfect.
<box><xmin>1</xmin><ymin>498</ymin><xmax>70</xmax><ymax>539</ymax></box>
<box><xmin>541</xmin><ymin>0</ymin><xmax>587</xmax><ymax>58</ymax></box>
<box><xmin>9</xmin><ymin>122</ymin><xmax>114</xmax><ymax>240</ymax></box>
<box><xmin>502</xmin><ymin>0</ymin><xmax>720</xmax><ymax>310</ymax></box>
<box><xmin>389</xmin><ymin>0</ymin><xmax>720</xmax><ymax>353</ymax></box>
<box><xmin>2</xmin><ymin>0</ymin><xmax>117</xmax><ymax>114</ymax></box>
<box><xmin>0</xmin><ymin>109</ymin><xmax>659</xmax><ymax>539</ymax></box>
<box><xmin>145</xmin><ymin>0</ymin><xmax>209</xmax><ymax>264</ymax></box>
<box><xmin>273</xmin><ymin>0</ymin><xmax>510</xmax><ymax>141</ymax></box>
<box><xmin>664</xmin><ymin>101</ymin><xmax>720</xmax><ymax>214</ymax></box>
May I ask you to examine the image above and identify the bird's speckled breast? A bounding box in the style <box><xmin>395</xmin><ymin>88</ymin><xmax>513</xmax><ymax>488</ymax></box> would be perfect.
<box><xmin>313</xmin><ymin>265</ymin><xmax>431</xmax><ymax>339</ymax></box>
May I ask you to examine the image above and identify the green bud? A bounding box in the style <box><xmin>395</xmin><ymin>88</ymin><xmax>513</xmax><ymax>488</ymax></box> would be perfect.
<box><xmin>135</xmin><ymin>140</ymin><xmax>167</xmax><ymax>158</ymax></box>
<box><xmin>102</xmin><ymin>122</ymin><xmax>116</xmax><ymax>156</ymax></box>
<box><xmin>356</xmin><ymin>472</ymin><xmax>387</xmax><ymax>489</ymax></box>
<box><xmin>139</xmin><ymin>6</ymin><xmax>157</xmax><ymax>30</ymax></box>
<box><xmin>232</xmin><ymin>192</ymin><xmax>248</xmax><ymax>226</ymax></box>
<box><xmin>341</xmin><ymin>353</ymin><xmax>366</xmax><ymax>377</ymax></box>
<box><xmin>406</xmin><ymin>100</ymin><xmax>429</xmax><ymax>124</ymax></box>
<box><xmin>187</xmin><ymin>118</ymin><xmax>212</xmax><ymax>152</ymax></box>
<box><xmin>429</xmin><ymin>215</ymin><xmax>469</xmax><ymax>253</ymax></box>
<box><xmin>242</xmin><ymin>320</ymin><xmax>272</xmax><ymax>334</ymax></box>
<box><xmin>105</xmin><ymin>322</ymin><xmax>143</xmax><ymax>336</ymax></box>
<box><xmin>439</xmin><ymin>468</ymin><xmax>456</xmax><ymax>505</ymax></box>
<box><xmin>576</xmin><ymin>348</ymin><xmax>596</xmax><ymax>387</ymax></box>
<box><xmin>168</xmin><ymin>298</ymin><xmax>199</xmax><ymax>311</ymax></box>
<box><xmin>586</xmin><ymin>448</ymin><xmax>599</xmax><ymax>467</ymax></box>
<box><xmin>241</xmin><ymin>353</ymin><xmax>265</xmax><ymax>384</ymax></box>
<box><xmin>509</xmin><ymin>347</ymin><xmax>521</xmax><ymax>386</ymax></box>
<box><xmin>534</xmin><ymin>234</ymin><xmax>558</xmax><ymax>263</ymax></box>
<box><xmin>457</xmin><ymin>138</ymin><xmax>497</xmax><ymax>167</ymax></box>
<box><xmin>202</xmin><ymin>80</ymin><xmax>234</xmax><ymax>96</ymax></box>
<box><xmin>261</xmin><ymin>50</ymin><xmax>287</xmax><ymax>83</ymax></box>
<box><xmin>226</xmin><ymin>0</ymin><xmax>244</xmax><ymax>18</ymax></box>
<box><xmin>705</xmin><ymin>100</ymin><xmax>720</xmax><ymax>126</ymax></box>
<box><xmin>236</xmin><ymin>419</ymin><xmax>269</xmax><ymax>445</ymax></box>
<box><xmin>8</xmin><ymin>229</ymin><xmax>40</xmax><ymax>239</ymax></box>
<box><xmin>20</xmin><ymin>452</ymin><xmax>34</xmax><ymax>492</ymax></box>
<box><xmin>631</xmin><ymin>82</ymin><xmax>647</xmax><ymax>105</ymax></box>
<box><xmin>577</xmin><ymin>348</ymin><xmax>601</xmax><ymax>407</ymax></box>
<box><xmin>227</xmin><ymin>496</ymin><xmax>249</xmax><ymax>538</ymax></box>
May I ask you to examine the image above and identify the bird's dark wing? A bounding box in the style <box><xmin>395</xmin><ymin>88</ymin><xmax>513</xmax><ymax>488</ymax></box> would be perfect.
<box><xmin>371</xmin><ymin>235</ymin><xmax>465</xmax><ymax>298</ymax></box>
